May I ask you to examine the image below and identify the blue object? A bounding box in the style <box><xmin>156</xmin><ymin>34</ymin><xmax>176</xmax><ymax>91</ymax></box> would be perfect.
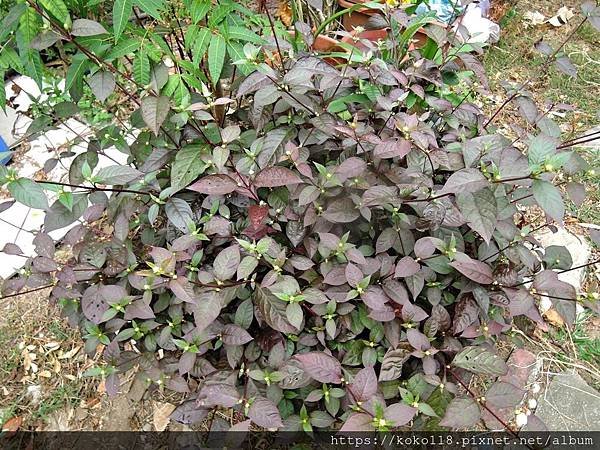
<box><xmin>415</xmin><ymin>0</ymin><xmax>463</xmax><ymax>24</ymax></box>
<box><xmin>0</xmin><ymin>136</ymin><xmax>11</xmax><ymax>165</ymax></box>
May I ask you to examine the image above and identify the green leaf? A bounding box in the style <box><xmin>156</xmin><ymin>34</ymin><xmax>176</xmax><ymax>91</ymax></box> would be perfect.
<box><xmin>133</xmin><ymin>49</ymin><xmax>150</xmax><ymax>86</ymax></box>
<box><xmin>140</xmin><ymin>95</ymin><xmax>170</xmax><ymax>135</ymax></box>
<box><xmin>105</xmin><ymin>39</ymin><xmax>139</xmax><ymax>60</ymax></box>
<box><xmin>88</xmin><ymin>70</ymin><xmax>115</xmax><ymax>102</ymax></box>
<box><xmin>65</xmin><ymin>53</ymin><xmax>90</xmax><ymax>92</ymax></box>
<box><xmin>44</xmin><ymin>194</ymin><xmax>88</xmax><ymax>232</ymax></box>
<box><xmin>39</xmin><ymin>0</ymin><xmax>70</xmax><ymax>26</ymax></box>
<box><xmin>208</xmin><ymin>34</ymin><xmax>226</xmax><ymax>86</ymax></box>
<box><xmin>188</xmin><ymin>0</ymin><xmax>211</xmax><ymax>23</ymax></box>
<box><xmin>532</xmin><ymin>179</ymin><xmax>564</xmax><ymax>222</ymax></box>
<box><xmin>452</xmin><ymin>346</ymin><xmax>508</xmax><ymax>376</ymax></box>
<box><xmin>0</xmin><ymin>70</ymin><xmax>5</xmax><ymax>109</ymax></box>
<box><xmin>134</xmin><ymin>0</ymin><xmax>165</xmax><ymax>20</ymax></box>
<box><xmin>22</xmin><ymin>51</ymin><xmax>44</xmax><ymax>88</ymax></box>
<box><xmin>226</xmin><ymin>26</ymin><xmax>265</xmax><ymax>44</ymax></box>
<box><xmin>18</xmin><ymin>7</ymin><xmax>41</xmax><ymax>45</ymax></box>
<box><xmin>58</xmin><ymin>191</ymin><xmax>74</xmax><ymax>212</ymax></box>
<box><xmin>528</xmin><ymin>134</ymin><xmax>556</xmax><ymax>167</ymax></box>
<box><xmin>8</xmin><ymin>179</ymin><xmax>48</xmax><ymax>210</ymax></box>
<box><xmin>192</xmin><ymin>28</ymin><xmax>211</xmax><ymax>66</ymax></box>
<box><xmin>113</xmin><ymin>0</ymin><xmax>133</xmax><ymax>43</ymax></box>
<box><xmin>171</xmin><ymin>144</ymin><xmax>207</xmax><ymax>190</ymax></box>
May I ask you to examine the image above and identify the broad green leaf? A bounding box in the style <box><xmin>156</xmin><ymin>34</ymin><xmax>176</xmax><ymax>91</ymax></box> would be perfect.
<box><xmin>44</xmin><ymin>194</ymin><xmax>88</xmax><ymax>232</ymax></box>
<box><xmin>22</xmin><ymin>51</ymin><xmax>45</xmax><ymax>88</ymax></box>
<box><xmin>105</xmin><ymin>39</ymin><xmax>139</xmax><ymax>60</ymax></box>
<box><xmin>532</xmin><ymin>179</ymin><xmax>564</xmax><ymax>222</ymax></box>
<box><xmin>188</xmin><ymin>0</ymin><xmax>211</xmax><ymax>23</ymax></box>
<box><xmin>452</xmin><ymin>346</ymin><xmax>508</xmax><ymax>376</ymax></box>
<box><xmin>18</xmin><ymin>7</ymin><xmax>41</xmax><ymax>45</ymax></box>
<box><xmin>134</xmin><ymin>0</ymin><xmax>165</xmax><ymax>20</ymax></box>
<box><xmin>140</xmin><ymin>95</ymin><xmax>170</xmax><ymax>135</ymax></box>
<box><xmin>133</xmin><ymin>49</ymin><xmax>150</xmax><ymax>86</ymax></box>
<box><xmin>192</xmin><ymin>28</ymin><xmax>211</xmax><ymax>66</ymax></box>
<box><xmin>226</xmin><ymin>26</ymin><xmax>265</xmax><ymax>44</ymax></box>
<box><xmin>171</xmin><ymin>144</ymin><xmax>207</xmax><ymax>190</ymax></box>
<box><xmin>88</xmin><ymin>70</ymin><xmax>115</xmax><ymax>102</ymax></box>
<box><xmin>113</xmin><ymin>0</ymin><xmax>133</xmax><ymax>43</ymax></box>
<box><xmin>39</xmin><ymin>0</ymin><xmax>70</xmax><ymax>26</ymax></box>
<box><xmin>8</xmin><ymin>179</ymin><xmax>48</xmax><ymax>210</ymax></box>
<box><xmin>65</xmin><ymin>53</ymin><xmax>90</xmax><ymax>91</ymax></box>
<box><xmin>208</xmin><ymin>34</ymin><xmax>226</xmax><ymax>86</ymax></box>
<box><xmin>58</xmin><ymin>191</ymin><xmax>74</xmax><ymax>212</ymax></box>
<box><xmin>1</xmin><ymin>3</ymin><xmax>27</xmax><ymax>41</ymax></box>
<box><xmin>528</xmin><ymin>134</ymin><xmax>556</xmax><ymax>167</ymax></box>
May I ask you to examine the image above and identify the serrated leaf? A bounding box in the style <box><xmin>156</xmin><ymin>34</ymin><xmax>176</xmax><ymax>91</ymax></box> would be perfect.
<box><xmin>141</xmin><ymin>95</ymin><xmax>170</xmax><ymax>135</ymax></box>
<box><xmin>134</xmin><ymin>0</ymin><xmax>165</xmax><ymax>20</ymax></box>
<box><xmin>88</xmin><ymin>70</ymin><xmax>115</xmax><ymax>102</ymax></box>
<box><xmin>71</xmin><ymin>19</ymin><xmax>108</xmax><ymax>36</ymax></box>
<box><xmin>39</xmin><ymin>0</ymin><xmax>69</xmax><ymax>24</ymax></box>
<box><xmin>192</xmin><ymin>28</ymin><xmax>211</xmax><ymax>66</ymax></box>
<box><xmin>133</xmin><ymin>49</ymin><xmax>150</xmax><ymax>86</ymax></box>
<box><xmin>65</xmin><ymin>53</ymin><xmax>89</xmax><ymax>92</ymax></box>
<box><xmin>113</xmin><ymin>0</ymin><xmax>133</xmax><ymax>42</ymax></box>
<box><xmin>452</xmin><ymin>346</ymin><xmax>508</xmax><ymax>376</ymax></box>
<box><xmin>8</xmin><ymin>179</ymin><xmax>48</xmax><ymax>210</ymax></box>
<box><xmin>295</xmin><ymin>352</ymin><xmax>342</xmax><ymax>384</ymax></box>
<box><xmin>208</xmin><ymin>34</ymin><xmax>226</xmax><ymax>85</ymax></box>
<box><xmin>532</xmin><ymin>179</ymin><xmax>564</xmax><ymax>222</ymax></box>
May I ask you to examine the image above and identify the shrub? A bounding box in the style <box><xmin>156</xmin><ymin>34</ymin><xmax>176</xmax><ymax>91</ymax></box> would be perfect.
<box><xmin>1</xmin><ymin>0</ymin><xmax>599</xmax><ymax>432</ymax></box>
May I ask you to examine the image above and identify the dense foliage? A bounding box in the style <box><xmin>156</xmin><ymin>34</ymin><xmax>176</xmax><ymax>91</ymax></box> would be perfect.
<box><xmin>1</xmin><ymin>0</ymin><xmax>599</xmax><ymax>432</ymax></box>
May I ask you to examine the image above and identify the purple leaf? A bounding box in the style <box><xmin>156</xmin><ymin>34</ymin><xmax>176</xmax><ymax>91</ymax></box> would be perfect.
<box><xmin>439</xmin><ymin>397</ymin><xmax>481</xmax><ymax>428</ymax></box>
<box><xmin>395</xmin><ymin>256</ymin><xmax>420</xmax><ymax>278</ymax></box>
<box><xmin>451</xmin><ymin>254</ymin><xmax>493</xmax><ymax>284</ymax></box>
<box><xmin>295</xmin><ymin>352</ymin><xmax>342</xmax><ymax>383</ymax></box>
<box><xmin>384</xmin><ymin>403</ymin><xmax>417</xmax><ymax>426</ymax></box>
<box><xmin>349</xmin><ymin>367</ymin><xmax>377</xmax><ymax>402</ymax></box>
<box><xmin>254</xmin><ymin>166</ymin><xmax>303</xmax><ymax>187</ymax></box>
<box><xmin>406</xmin><ymin>328</ymin><xmax>430</xmax><ymax>351</ymax></box>
<box><xmin>248</xmin><ymin>397</ymin><xmax>283</xmax><ymax>429</ymax></box>
<box><xmin>188</xmin><ymin>174</ymin><xmax>238</xmax><ymax>195</ymax></box>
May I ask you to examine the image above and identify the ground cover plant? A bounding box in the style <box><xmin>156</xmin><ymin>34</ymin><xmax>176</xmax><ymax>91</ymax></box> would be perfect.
<box><xmin>1</xmin><ymin>0</ymin><xmax>599</xmax><ymax>434</ymax></box>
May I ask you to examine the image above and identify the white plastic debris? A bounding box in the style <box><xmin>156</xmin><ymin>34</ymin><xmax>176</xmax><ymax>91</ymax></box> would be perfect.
<box><xmin>457</xmin><ymin>3</ymin><xmax>500</xmax><ymax>43</ymax></box>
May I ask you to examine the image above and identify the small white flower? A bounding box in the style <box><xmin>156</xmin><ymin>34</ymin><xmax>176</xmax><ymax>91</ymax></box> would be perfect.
<box><xmin>515</xmin><ymin>413</ymin><xmax>528</xmax><ymax>427</ymax></box>
<box><xmin>528</xmin><ymin>398</ymin><xmax>537</xmax><ymax>409</ymax></box>
<box><xmin>531</xmin><ymin>383</ymin><xmax>541</xmax><ymax>394</ymax></box>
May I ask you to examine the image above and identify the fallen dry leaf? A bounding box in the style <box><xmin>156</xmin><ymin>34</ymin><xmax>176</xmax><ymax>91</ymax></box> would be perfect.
<box><xmin>543</xmin><ymin>308</ymin><xmax>565</xmax><ymax>327</ymax></box>
<box><xmin>153</xmin><ymin>402</ymin><xmax>176</xmax><ymax>431</ymax></box>
<box><xmin>2</xmin><ymin>416</ymin><xmax>23</xmax><ymax>433</ymax></box>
